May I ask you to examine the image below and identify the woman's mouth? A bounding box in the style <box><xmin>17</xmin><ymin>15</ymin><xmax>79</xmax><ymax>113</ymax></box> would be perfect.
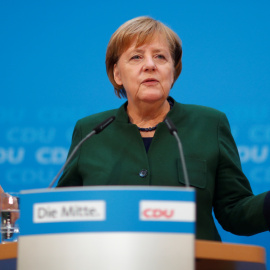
<box><xmin>142</xmin><ymin>78</ymin><xmax>159</xmax><ymax>86</ymax></box>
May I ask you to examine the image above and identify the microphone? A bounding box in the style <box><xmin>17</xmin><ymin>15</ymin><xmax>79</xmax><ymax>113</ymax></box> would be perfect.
<box><xmin>164</xmin><ymin>117</ymin><xmax>190</xmax><ymax>187</ymax></box>
<box><xmin>48</xmin><ymin>116</ymin><xmax>116</xmax><ymax>188</ymax></box>
<box><xmin>93</xmin><ymin>116</ymin><xmax>116</xmax><ymax>134</ymax></box>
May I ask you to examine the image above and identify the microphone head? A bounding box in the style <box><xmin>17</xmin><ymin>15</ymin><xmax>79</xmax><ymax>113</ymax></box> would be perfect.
<box><xmin>164</xmin><ymin>117</ymin><xmax>178</xmax><ymax>135</ymax></box>
<box><xmin>93</xmin><ymin>116</ymin><xmax>116</xmax><ymax>134</ymax></box>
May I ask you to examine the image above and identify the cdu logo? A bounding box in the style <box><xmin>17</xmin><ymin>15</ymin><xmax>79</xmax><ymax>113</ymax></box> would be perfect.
<box><xmin>139</xmin><ymin>200</ymin><xmax>195</xmax><ymax>222</ymax></box>
<box><xmin>142</xmin><ymin>208</ymin><xmax>175</xmax><ymax>219</ymax></box>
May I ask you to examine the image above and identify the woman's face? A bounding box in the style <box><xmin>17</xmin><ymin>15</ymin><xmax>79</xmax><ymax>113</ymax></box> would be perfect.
<box><xmin>113</xmin><ymin>34</ymin><xmax>174</xmax><ymax>105</ymax></box>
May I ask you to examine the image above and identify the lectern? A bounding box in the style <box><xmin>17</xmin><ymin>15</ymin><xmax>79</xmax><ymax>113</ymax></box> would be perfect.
<box><xmin>0</xmin><ymin>187</ymin><xmax>266</xmax><ymax>270</ymax></box>
<box><xmin>17</xmin><ymin>186</ymin><xmax>196</xmax><ymax>270</ymax></box>
<box><xmin>0</xmin><ymin>240</ymin><xmax>266</xmax><ymax>270</ymax></box>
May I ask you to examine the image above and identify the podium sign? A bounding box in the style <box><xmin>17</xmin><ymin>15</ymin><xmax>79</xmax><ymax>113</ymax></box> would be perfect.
<box><xmin>17</xmin><ymin>186</ymin><xmax>196</xmax><ymax>270</ymax></box>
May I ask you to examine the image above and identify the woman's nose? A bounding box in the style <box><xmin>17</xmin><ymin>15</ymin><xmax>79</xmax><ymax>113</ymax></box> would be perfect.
<box><xmin>143</xmin><ymin>57</ymin><xmax>156</xmax><ymax>71</ymax></box>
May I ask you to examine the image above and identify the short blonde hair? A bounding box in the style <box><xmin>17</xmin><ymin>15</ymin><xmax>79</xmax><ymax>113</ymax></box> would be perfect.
<box><xmin>106</xmin><ymin>16</ymin><xmax>182</xmax><ymax>98</ymax></box>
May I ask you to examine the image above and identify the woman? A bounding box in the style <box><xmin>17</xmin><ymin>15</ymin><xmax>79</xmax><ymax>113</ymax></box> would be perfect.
<box><xmin>57</xmin><ymin>16</ymin><xmax>270</xmax><ymax>241</ymax></box>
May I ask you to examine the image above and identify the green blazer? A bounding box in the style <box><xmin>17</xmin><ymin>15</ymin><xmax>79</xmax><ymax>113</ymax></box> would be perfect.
<box><xmin>57</xmin><ymin>97</ymin><xmax>269</xmax><ymax>241</ymax></box>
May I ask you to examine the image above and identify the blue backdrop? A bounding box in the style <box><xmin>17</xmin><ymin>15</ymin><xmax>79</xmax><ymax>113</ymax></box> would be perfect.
<box><xmin>1</xmin><ymin>0</ymin><xmax>269</xmax><ymax>267</ymax></box>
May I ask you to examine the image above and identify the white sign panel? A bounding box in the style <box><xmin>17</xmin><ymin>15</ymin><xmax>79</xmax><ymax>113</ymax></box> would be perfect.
<box><xmin>33</xmin><ymin>200</ymin><xmax>106</xmax><ymax>223</ymax></box>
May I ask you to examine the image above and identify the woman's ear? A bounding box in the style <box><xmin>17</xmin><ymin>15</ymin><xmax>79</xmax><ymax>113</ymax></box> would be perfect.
<box><xmin>113</xmin><ymin>64</ymin><xmax>122</xmax><ymax>86</ymax></box>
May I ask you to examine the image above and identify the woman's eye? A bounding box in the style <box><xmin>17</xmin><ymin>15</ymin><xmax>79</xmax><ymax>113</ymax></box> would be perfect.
<box><xmin>156</xmin><ymin>54</ymin><xmax>166</xmax><ymax>60</ymax></box>
<box><xmin>131</xmin><ymin>55</ymin><xmax>141</xmax><ymax>60</ymax></box>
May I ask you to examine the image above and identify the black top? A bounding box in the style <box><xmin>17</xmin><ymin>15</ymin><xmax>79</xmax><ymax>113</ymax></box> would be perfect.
<box><xmin>142</xmin><ymin>137</ymin><xmax>153</xmax><ymax>153</ymax></box>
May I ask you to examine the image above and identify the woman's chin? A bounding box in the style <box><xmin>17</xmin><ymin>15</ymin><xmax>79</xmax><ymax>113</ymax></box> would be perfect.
<box><xmin>138</xmin><ymin>90</ymin><xmax>168</xmax><ymax>103</ymax></box>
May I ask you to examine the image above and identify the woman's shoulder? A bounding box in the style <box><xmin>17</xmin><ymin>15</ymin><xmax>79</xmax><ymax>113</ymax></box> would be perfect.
<box><xmin>169</xmin><ymin>99</ymin><xmax>228</xmax><ymax>128</ymax></box>
<box><xmin>76</xmin><ymin>108</ymin><xmax>118</xmax><ymax>128</ymax></box>
<box><xmin>176</xmin><ymin>101</ymin><xmax>226</xmax><ymax>119</ymax></box>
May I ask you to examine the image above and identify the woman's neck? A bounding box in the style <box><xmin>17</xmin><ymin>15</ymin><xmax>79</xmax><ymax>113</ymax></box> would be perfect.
<box><xmin>127</xmin><ymin>99</ymin><xmax>170</xmax><ymax>137</ymax></box>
